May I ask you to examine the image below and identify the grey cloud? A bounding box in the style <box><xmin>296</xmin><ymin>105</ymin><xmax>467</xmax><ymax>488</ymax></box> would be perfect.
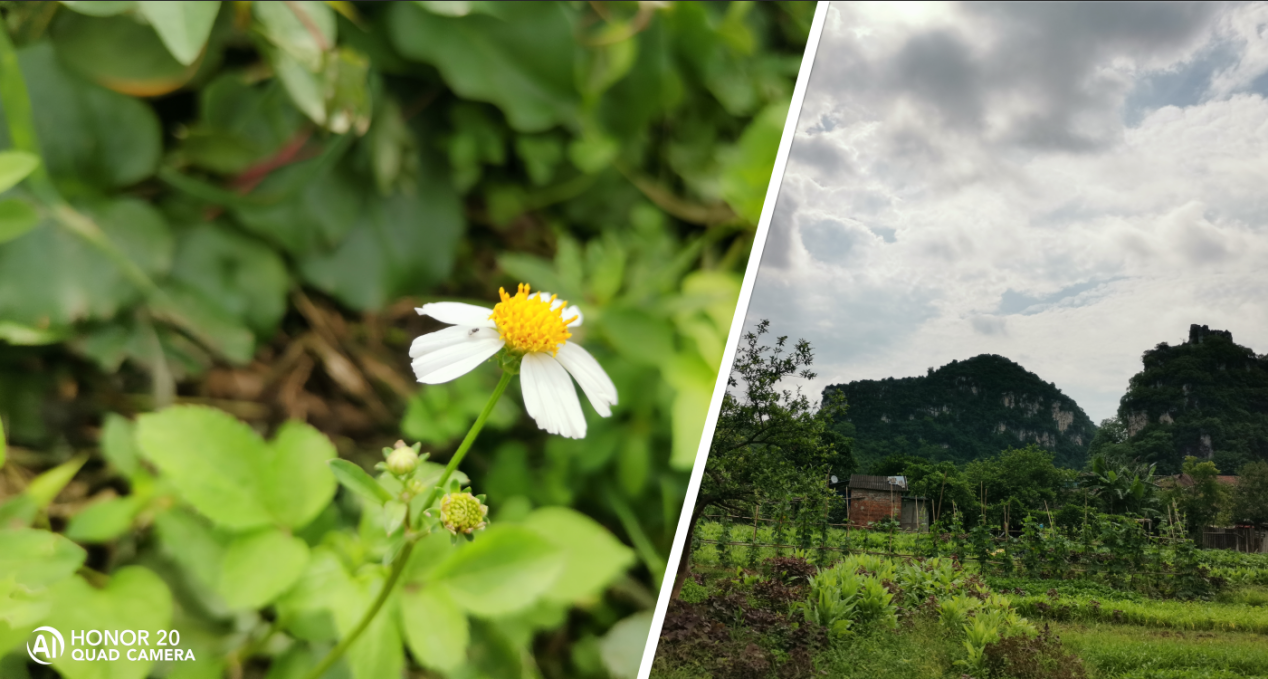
<box><xmin>789</xmin><ymin>133</ymin><xmax>853</xmax><ymax>181</ymax></box>
<box><xmin>970</xmin><ymin>316</ymin><xmax>1008</xmax><ymax>336</ymax></box>
<box><xmin>1177</xmin><ymin>223</ymin><xmax>1232</xmax><ymax>264</ymax></box>
<box><xmin>891</xmin><ymin>29</ymin><xmax>984</xmax><ymax>130</ymax></box>
<box><xmin>972</xmin><ymin>1</ymin><xmax>1221</xmax><ymax>150</ymax></box>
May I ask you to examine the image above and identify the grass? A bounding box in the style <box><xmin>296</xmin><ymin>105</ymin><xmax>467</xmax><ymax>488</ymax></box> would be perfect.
<box><xmin>813</xmin><ymin>619</ymin><xmax>964</xmax><ymax>679</ymax></box>
<box><xmin>1056</xmin><ymin>622</ymin><xmax>1268</xmax><ymax>678</ymax></box>
<box><xmin>1010</xmin><ymin>588</ymin><xmax>1268</xmax><ymax>633</ymax></box>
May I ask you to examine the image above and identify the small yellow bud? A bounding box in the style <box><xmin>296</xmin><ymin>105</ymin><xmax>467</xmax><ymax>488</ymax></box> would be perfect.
<box><xmin>440</xmin><ymin>492</ymin><xmax>489</xmax><ymax>535</ymax></box>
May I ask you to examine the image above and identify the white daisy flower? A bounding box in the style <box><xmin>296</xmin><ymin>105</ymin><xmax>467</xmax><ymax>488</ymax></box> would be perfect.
<box><xmin>410</xmin><ymin>283</ymin><xmax>618</xmax><ymax>439</ymax></box>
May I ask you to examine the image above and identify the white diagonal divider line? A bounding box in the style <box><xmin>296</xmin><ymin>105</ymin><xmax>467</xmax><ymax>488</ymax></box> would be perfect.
<box><xmin>635</xmin><ymin>3</ymin><xmax>831</xmax><ymax>677</ymax></box>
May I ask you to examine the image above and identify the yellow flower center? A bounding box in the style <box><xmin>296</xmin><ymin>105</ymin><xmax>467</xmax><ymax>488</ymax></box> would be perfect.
<box><xmin>489</xmin><ymin>283</ymin><xmax>578</xmax><ymax>356</ymax></box>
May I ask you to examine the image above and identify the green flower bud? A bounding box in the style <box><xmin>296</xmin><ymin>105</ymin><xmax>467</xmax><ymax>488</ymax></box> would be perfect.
<box><xmin>387</xmin><ymin>442</ymin><xmax>419</xmax><ymax>476</ymax></box>
<box><xmin>406</xmin><ymin>478</ymin><xmax>427</xmax><ymax>496</ymax></box>
<box><xmin>440</xmin><ymin>491</ymin><xmax>489</xmax><ymax>535</ymax></box>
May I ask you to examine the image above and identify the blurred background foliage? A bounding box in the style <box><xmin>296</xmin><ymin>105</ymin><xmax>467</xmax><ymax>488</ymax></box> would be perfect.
<box><xmin>0</xmin><ymin>1</ymin><xmax>813</xmax><ymax>678</ymax></box>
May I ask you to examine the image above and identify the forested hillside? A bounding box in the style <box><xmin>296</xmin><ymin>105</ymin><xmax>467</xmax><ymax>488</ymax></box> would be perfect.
<box><xmin>1103</xmin><ymin>324</ymin><xmax>1268</xmax><ymax>474</ymax></box>
<box><xmin>823</xmin><ymin>354</ymin><xmax>1097</xmax><ymax>470</ymax></box>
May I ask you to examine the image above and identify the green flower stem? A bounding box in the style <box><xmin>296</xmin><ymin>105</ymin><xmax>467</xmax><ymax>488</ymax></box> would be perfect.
<box><xmin>300</xmin><ymin>368</ymin><xmax>514</xmax><ymax>679</ymax></box>
<box><xmin>299</xmin><ymin>540</ymin><xmax>415</xmax><ymax>679</ymax></box>
<box><xmin>418</xmin><ymin>368</ymin><xmax>514</xmax><ymax>511</ymax></box>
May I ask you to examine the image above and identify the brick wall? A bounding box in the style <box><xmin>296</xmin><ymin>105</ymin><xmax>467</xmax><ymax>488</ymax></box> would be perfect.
<box><xmin>848</xmin><ymin>488</ymin><xmax>900</xmax><ymax>525</ymax></box>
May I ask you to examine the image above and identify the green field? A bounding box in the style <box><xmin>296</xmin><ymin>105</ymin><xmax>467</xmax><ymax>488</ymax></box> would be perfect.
<box><xmin>654</xmin><ymin>524</ymin><xmax>1268</xmax><ymax>679</ymax></box>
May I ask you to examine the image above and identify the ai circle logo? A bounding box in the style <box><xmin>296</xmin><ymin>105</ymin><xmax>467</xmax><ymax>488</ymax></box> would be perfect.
<box><xmin>27</xmin><ymin>626</ymin><xmax>64</xmax><ymax>665</ymax></box>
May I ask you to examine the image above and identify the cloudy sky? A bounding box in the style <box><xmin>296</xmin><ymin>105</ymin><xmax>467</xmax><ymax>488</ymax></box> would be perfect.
<box><xmin>746</xmin><ymin>1</ymin><xmax>1268</xmax><ymax>423</ymax></box>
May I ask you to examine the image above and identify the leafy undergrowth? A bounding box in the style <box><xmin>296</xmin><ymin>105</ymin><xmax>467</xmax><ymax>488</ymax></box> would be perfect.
<box><xmin>653</xmin><ymin>554</ymin><xmax>1083</xmax><ymax>679</ymax></box>
<box><xmin>1056</xmin><ymin>622</ymin><xmax>1268</xmax><ymax>678</ymax></box>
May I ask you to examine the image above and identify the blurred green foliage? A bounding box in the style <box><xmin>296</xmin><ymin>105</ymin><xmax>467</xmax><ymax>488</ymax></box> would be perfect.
<box><xmin>0</xmin><ymin>1</ymin><xmax>814</xmax><ymax>678</ymax></box>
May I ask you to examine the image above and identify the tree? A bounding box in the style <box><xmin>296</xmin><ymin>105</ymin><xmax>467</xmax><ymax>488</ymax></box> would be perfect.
<box><xmin>1087</xmin><ymin>417</ymin><xmax>1133</xmax><ymax>465</ymax></box>
<box><xmin>964</xmin><ymin>445</ymin><xmax>1074</xmax><ymax>526</ymax></box>
<box><xmin>1230</xmin><ymin>460</ymin><xmax>1268</xmax><ymax>528</ymax></box>
<box><xmin>672</xmin><ymin>320</ymin><xmax>849</xmax><ymax>598</ymax></box>
<box><xmin>1081</xmin><ymin>454</ymin><xmax>1162</xmax><ymax>518</ymax></box>
<box><xmin>1163</xmin><ymin>456</ymin><xmax>1230</xmax><ymax>538</ymax></box>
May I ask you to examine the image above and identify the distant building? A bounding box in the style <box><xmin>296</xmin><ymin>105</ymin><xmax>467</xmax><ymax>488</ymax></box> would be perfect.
<box><xmin>843</xmin><ymin>475</ymin><xmax>930</xmax><ymax>531</ymax></box>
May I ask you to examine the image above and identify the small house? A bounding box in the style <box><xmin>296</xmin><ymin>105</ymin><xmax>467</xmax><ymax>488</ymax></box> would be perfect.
<box><xmin>844</xmin><ymin>475</ymin><xmax>930</xmax><ymax>531</ymax></box>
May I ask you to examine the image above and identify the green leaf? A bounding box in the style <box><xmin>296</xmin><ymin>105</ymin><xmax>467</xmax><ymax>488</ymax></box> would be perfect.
<box><xmin>0</xmin><ymin>197</ymin><xmax>171</xmax><ymax>327</ymax></box>
<box><xmin>0</xmin><ymin>575</ymin><xmax>53</xmax><ymax>658</ymax></box>
<box><xmin>47</xmin><ymin>567</ymin><xmax>173</xmax><ymax>679</ymax></box>
<box><xmin>272</xmin><ymin>47</ymin><xmax>326</xmax><ymax>125</ymax></box>
<box><xmin>274</xmin><ymin>547</ymin><xmax>358</xmax><ymax>642</ymax></box>
<box><xmin>181</xmin><ymin>72</ymin><xmax>306</xmax><ymax>174</ymax></box>
<box><xmin>0</xmin><ymin>414</ymin><xmax>4</xmax><ymax>469</ymax></box>
<box><xmin>428</xmin><ymin>524</ymin><xmax>564</xmax><ymax>617</ymax></box>
<box><xmin>135</xmin><ymin>1</ymin><xmax>221</xmax><ymax>66</ymax></box>
<box><xmin>0</xmin><ymin>528</ymin><xmax>86</xmax><ymax>588</ymax></box>
<box><xmin>521</xmin><ymin>507</ymin><xmax>636</xmax><ymax>604</ymax></box>
<box><xmin>0</xmin><ymin>321</ymin><xmax>66</xmax><ymax>346</ymax></box>
<box><xmin>568</xmin><ymin>132</ymin><xmax>620</xmax><ymax>175</ymax></box>
<box><xmin>259</xmin><ymin>421</ymin><xmax>339</xmax><ymax>530</ymax></box>
<box><xmin>218</xmin><ymin>528</ymin><xmax>310</xmax><ymax>610</ymax></box>
<box><xmin>599</xmin><ymin>611</ymin><xmax>653</xmax><ymax>679</ymax></box>
<box><xmin>329</xmin><ymin>458</ymin><xmax>394</xmax><ymax>506</ymax></box>
<box><xmin>135</xmin><ymin>406</ymin><xmax>272</xmax><ymax>530</ymax></box>
<box><xmin>138</xmin><ymin>407</ymin><xmax>339</xmax><ymax>530</ymax></box>
<box><xmin>152</xmin><ymin>282</ymin><xmax>256</xmax><ymax>364</ymax></box>
<box><xmin>298</xmin><ymin>175</ymin><xmax>464</xmax><ymax>311</ymax></box>
<box><xmin>399</xmin><ymin>586</ymin><xmax>469</xmax><ymax>673</ymax></box>
<box><xmin>254</xmin><ymin>0</ymin><xmax>336</xmax><ymax>73</ymax></box>
<box><xmin>64</xmin><ymin>495</ymin><xmax>144</xmax><ymax>543</ymax></box>
<box><xmin>0</xmin><ymin>496</ymin><xmax>37</xmax><ymax>530</ymax></box>
<box><xmin>387</xmin><ymin>2</ymin><xmax>578</xmax><ymax>132</ymax></box>
<box><xmin>50</xmin><ymin>9</ymin><xmax>200</xmax><ymax>97</ymax></box>
<box><xmin>597</xmin><ymin>307</ymin><xmax>675</xmax><ymax>367</ymax></box>
<box><xmin>24</xmin><ymin>455</ymin><xmax>87</xmax><ymax>509</ymax></box>
<box><xmin>60</xmin><ymin>1</ymin><xmax>137</xmax><ymax>17</ymax></box>
<box><xmin>0</xmin><ymin>150</ymin><xmax>39</xmax><ymax>193</ymax></box>
<box><xmin>0</xmin><ymin>198</ymin><xmax>39</xmax><ymax>244</ymax></box>
<box><xmin>719</xmin><ymin>98</ymin><xmax>790</xmax><ymax>224</ymax></box>
<box><xmin>0</xmin><ymin>43</ymin><xmax>161</xmax><ymax>188</ymax></box>
<box><xmin>230</xmin><ymin>161</ymin><xmax>362</xmax><ymax>256</ymax></box>
<box><xmin>100</xmin><ymin>413</ymin><xmax>140</xmax><ymax>477</ymax></box>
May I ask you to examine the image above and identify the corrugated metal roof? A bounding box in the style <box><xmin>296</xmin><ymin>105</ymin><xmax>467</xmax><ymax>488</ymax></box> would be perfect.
<box><xmin>848</xmin><ymin>474</ymin><xmax>908</xmax><ymax>491</ymax></box>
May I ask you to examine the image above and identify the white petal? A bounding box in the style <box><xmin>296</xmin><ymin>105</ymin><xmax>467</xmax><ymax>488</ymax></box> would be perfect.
<box><xmin>521</xmin><ymin>353</ymin><xmax>587</xmax><ymax>439</ymax></box>
<box><xmin>409</xmin><ymin>326</ymin><xmax>498</xmax><ymax>358</ymax></box>
<box><xmin>554</xmin><ymin>343</ymin><xmax>617</xmax><ymax>417</ymax></box>
<box><xmin>416</xmin><ymin>302</ymin><xmax>496</xmax><ymax>328</ymax></box>
<box><xmin>412</xmin><ymin>338</ymin><xmax>504</xmax><ymax>384</ymax></box>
